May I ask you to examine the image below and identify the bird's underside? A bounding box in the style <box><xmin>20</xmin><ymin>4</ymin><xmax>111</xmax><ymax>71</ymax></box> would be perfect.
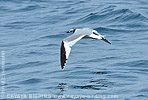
<box><xmin>60</xmin><ymin>28</ymin><xmax>111</xmax><ymax>69</ymax></box>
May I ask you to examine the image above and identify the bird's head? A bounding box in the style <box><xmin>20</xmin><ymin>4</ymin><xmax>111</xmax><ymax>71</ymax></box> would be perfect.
<box><xmin>67</xmin><ymin>29</ymin><xmax>76</xmax><ymax>33</ymax></box>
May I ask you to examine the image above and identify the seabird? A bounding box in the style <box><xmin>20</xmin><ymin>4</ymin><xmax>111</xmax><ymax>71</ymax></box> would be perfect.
<box><xmin>60</xmin><ymin>28</ymin><xmax>111</xmax><ymax>69</ymax></box>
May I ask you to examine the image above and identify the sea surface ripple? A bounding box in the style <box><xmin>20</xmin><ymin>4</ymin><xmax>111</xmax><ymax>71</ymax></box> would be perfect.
<box><xmin>0</xmin><ymin>0</ymin><xmax>148</xmax><ymax>100</ymax></box>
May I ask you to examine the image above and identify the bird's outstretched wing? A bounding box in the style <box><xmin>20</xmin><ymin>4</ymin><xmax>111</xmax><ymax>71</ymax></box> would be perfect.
<box><xmin>60</xmin><ymin>34</ymin><xmax>85</xmax><ymax>69</ymax></box>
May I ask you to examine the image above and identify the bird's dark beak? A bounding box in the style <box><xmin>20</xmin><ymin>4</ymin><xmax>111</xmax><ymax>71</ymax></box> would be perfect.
<box><xmin>67</xmin><ymin>31</ymin><xmax>70</xmax><ymax>33</ymax></box>
<box><xmin>102</xmin><ymin>37</ymin><xmax>111</xmax><ymax>44</ymax></box>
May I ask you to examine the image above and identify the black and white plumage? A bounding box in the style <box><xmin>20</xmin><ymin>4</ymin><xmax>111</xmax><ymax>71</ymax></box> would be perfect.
<box><xmin>60</xmin><ymin>28</ymin><xmax>111</xmax><ymax>69</ymax></box>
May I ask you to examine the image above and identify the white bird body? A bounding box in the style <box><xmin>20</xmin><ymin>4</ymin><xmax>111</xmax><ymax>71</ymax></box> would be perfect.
<box><xmin>60</xmin><ymin>28</ymin><xmax>111</xmax><ymax>69</ymax></box>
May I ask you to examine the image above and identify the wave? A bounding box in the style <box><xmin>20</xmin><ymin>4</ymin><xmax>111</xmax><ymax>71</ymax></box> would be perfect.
<box><xmin>39</xmin><ymin>34</ymin><xmax>66</xmax><ymax>39</ymax></box>
<box><xmin>114</xmin><ymin>60</ymin><xmax>148</xmax><ymax>68</ymax></box>
<box><xmin>0</xmin><ymin>3</ymin><xmax>42</xmax><ymax>13</ymax></box>
<box><xmin>19</xmin><ymin>78</ymin><xmax>42</xmax><ymax>84</ymax></box>
<box><xmin>71</xmin><ymin>6</ymin><xmax>148</xmax><ymax>32</ymax></box>
<box><xmin>0</xmin><ymin>0</ymin><xmax>44</xmax><ymax>3</ymax></box>
<box><xmin>91</xmin><ymin>71</ymin><xmax>110</xmax><ymax>75</ymax></box>
<box><xmin>71</xmin><ymin>85</ymin><xmax>103</xmax><ymax>90</ymax></box>
<box><xmin>6</xmin><ymin>61</ymin><xmax>48</xmax><ymax>71</ymax></box>
<box><xmin>94</xmin><ymin>27</ymin><xmax>148</xmax><ymax>33</ymax></box>
<box><xmin>16</xmin><ymin>5</ymin><xmax>42</xmax><ymax>12</ymax></box>
<box><xmin>3</xmin><ymin>21</ymin><xmax>32</xmax><ymax>29</ymax></box>
<box><xmin>70</xmin><ymin>79</ymin><xmax>114</xmax><ymax>90</ymax></box>
<box><xmin>75</xmin><ymin>7</ymin><xmax>148</xmax><ymax>23</ymax></box>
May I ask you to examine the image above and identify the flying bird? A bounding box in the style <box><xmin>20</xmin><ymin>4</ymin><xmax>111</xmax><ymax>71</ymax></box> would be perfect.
<box><xmin>60</xmin><ymin>28</ymin><xmax>111</xmax><ymax>69</ymax></box>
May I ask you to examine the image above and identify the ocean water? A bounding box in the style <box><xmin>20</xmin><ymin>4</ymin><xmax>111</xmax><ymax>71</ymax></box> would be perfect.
<box><xmin>0</xmin><ymin>0</ymin><xmax>148</xmax><ymax>100</ymax></box>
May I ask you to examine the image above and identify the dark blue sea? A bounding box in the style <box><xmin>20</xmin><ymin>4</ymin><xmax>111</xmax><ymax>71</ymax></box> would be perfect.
<box><xmin>0</xmin><ymin>0</ymin><xmax>148</xmax><ymax>100</ymax></box>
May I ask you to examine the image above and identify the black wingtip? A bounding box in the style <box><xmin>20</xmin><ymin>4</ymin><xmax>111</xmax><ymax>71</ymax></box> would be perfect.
<box><xmin>102</xmin><ymin>37</ymin><xmax>112</xmax><ymax>44</ymax></box>
<box><xmin>60</xmin><ymin>41</ymin><xmax>66</xmax><ymax>70</ymax></box>
<box><xmin>61</xmin><ymin>66</ymin><xmax>64</xmax><ymax>70</ymax></box>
